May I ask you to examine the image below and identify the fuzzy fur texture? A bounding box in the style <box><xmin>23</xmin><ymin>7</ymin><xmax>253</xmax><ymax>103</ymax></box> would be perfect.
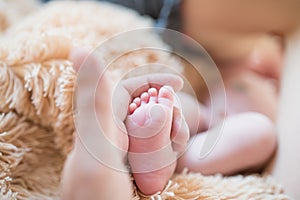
<box><xmin>0</xmin><ymin>1</ymin><xmax>289</xmax><ymax>199</ymax></box>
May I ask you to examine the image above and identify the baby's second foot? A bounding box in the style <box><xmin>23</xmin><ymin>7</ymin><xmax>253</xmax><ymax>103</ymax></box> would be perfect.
<box><xmin>126</xmin><ymin>86</ymin><xmax>178</xmax><ymax>195</ymax></box>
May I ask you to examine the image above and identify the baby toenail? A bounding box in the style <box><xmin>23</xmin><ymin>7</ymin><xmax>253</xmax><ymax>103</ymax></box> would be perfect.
<box><xmin>141</xmin><ymin>92</ymin><xmax>149</xmax><ymax>100</ymax></box>
<box><xmin>129</xmin><ymin>103</ymin><xmax>137</xmax><ymax>113</ymax></box>
<box><xmin>133</xmin><ymin>97</ymin><xmax>141</xmax><ymax>105</ymax></box>
<box><xmin>148</xmin><ymin>88</ymin><xmax>158</xmax><ymax>96</ymax></box>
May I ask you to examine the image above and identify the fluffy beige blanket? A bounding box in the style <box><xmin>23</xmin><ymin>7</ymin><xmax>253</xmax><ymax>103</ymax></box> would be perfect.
<box><xmin>0</xmin><ymin>1</ymin><xmax>289</xmax><ymax>199</ymax></box>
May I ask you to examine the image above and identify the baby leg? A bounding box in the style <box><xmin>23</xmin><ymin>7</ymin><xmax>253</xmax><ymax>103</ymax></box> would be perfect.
<box><xmin>176</xmin><ymin>92</ymin><xmax>209</xmax><ymax>135</ymax></box>
<box><xmin>125</xmin><ymin>87</ymin><xmax>189</xmax><ymax>195</ymax></box>
<box><xmin>177</xmin><ymin>112</ymin><xmax>277</xmax><ymax>175</ymax></box>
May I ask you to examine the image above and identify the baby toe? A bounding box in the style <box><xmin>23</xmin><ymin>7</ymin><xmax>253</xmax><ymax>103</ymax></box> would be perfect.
<box><xmin>148</xmin><ymin>88</ymin><xmax>158</xmax><ymax>103</ymax></box>
<box><xmin>158</xmin><ymin>86</ymin><xmax>174</xmax><ymax>107</ymax></box>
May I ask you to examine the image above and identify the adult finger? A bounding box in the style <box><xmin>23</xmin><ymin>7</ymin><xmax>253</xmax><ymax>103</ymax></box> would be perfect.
<box><xmin>121</xmin><ymin>73</ymin><xmax>184</xmax><ymax>98</ymax></box>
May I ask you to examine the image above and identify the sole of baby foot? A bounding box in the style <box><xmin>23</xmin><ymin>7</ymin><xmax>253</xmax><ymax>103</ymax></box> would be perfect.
<box><xmin>125</xmin><ymin>86</ymin><xmax>177</xmax><ymax>195</ymax></box>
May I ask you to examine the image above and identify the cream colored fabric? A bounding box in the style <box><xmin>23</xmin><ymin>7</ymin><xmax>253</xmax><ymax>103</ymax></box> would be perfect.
<box><xmin>0</xmin><ymin>0</ymin><xmax>39</xmax><ymax>33</ymax></box>
<box><xmin>0</xmin><ymin>1</ymin><xmax>289</xmax><ymax>199</ymax></box>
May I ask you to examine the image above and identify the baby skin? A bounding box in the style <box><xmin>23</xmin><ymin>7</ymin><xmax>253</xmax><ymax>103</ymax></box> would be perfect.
<box><xmin>62</xmin><ymin>37</ymin><xmax>279</xmax><ymax>198</ymax></box>
<box><xmin>125</xmin><ymin>86</ymin><xmax>189</xmax><ymax>195</ymax></box>
<box><xmin>62</xmin><ymin>48</ymin><xmax>188</xmax><ymax>199</ymax></box>
<box><xmin>176</xmin><ymin>38</ymin><xmax>279</xmax><ymax>175</ymax></box>
<box><xmin>125</xmin><ymin>38</ymin><xmax>279</xmax><ymax>195</ymax></box>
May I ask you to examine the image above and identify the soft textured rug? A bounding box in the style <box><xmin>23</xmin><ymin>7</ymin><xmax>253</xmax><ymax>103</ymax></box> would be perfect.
<box><xmin>0</xmin><ymin>1</ymin><xmax>289</xmax><ymax>199</ymax></box>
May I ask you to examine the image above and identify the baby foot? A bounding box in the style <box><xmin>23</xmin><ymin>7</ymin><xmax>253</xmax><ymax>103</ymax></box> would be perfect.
<box><xmin>125</xmin><ymin>86</ymin><xmax>188</xmax><ymax>195</ymax></box>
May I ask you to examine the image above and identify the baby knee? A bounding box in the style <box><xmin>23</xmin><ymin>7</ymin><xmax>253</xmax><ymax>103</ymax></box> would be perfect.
<box><xmin>247</xmin><ymin>112</ymin><xmax>277</xmax><ymax>155</ymax></box>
